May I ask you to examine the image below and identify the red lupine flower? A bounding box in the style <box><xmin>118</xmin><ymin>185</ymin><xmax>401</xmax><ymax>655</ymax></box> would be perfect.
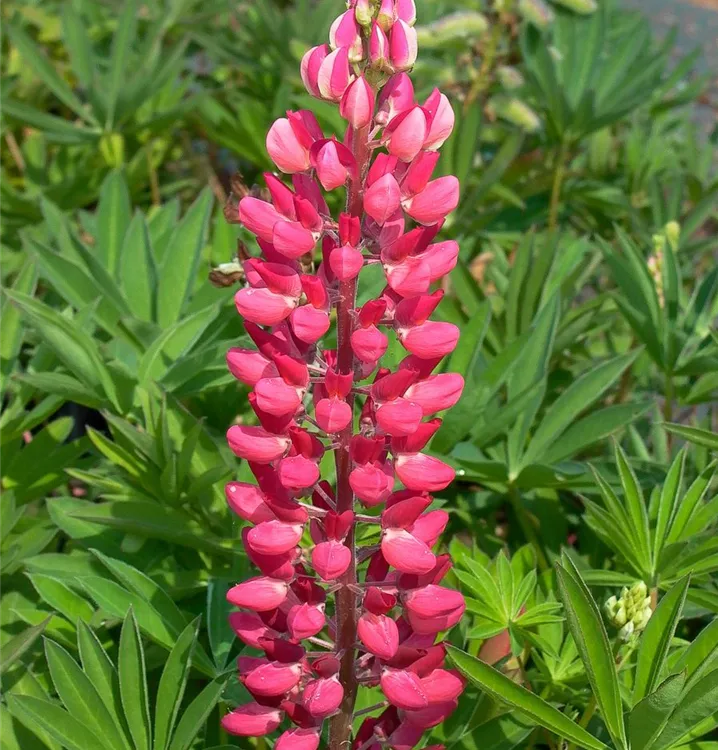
<box><xmin>220</xmin><ymin>3</ymin><xmax>465</xmax><ymax>746</ymax></box>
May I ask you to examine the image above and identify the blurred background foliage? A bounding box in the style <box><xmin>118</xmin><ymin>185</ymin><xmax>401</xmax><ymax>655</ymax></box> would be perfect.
<box><xmin>1</xmin><ymin>0</ymin><xmax>717</xmax><ymax>748</ymax></box>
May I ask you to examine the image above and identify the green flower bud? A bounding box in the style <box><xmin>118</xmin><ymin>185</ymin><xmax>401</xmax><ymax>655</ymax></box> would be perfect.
<box><xmin>614</xmin><ymin>606</ymin><xmax>627</xmax><ymax>627</ymax></box>
<box><xmin>618</xmin><ymin>621</ymin><xmax>635</xmax><ymax>641</ymax></box>
<box><xmin>550</xmin><ymin>0</ymin><xmax>598</xmax><ymax>14</ymax></box>
<box><xmin>489</xmin><ymin>95</ymin><xmax>541</xmax><ymax>132</ymax></box>
<box><xmin>518</xmin><ymin>0</ymin><xmax>554</xmax><ymax>29</ymax></box>
<box><xmin>497</xmin><ymin>65</ymin><xmax>525</xmax><ymax>90</ymax></box>
<box><xmin>632</xmin><ymin>581</ymin><xmax>648</xmax><ymax>599</ymax></box>
<box><xmin>664</xmin><ymin>221</ymin><xmax>680</xmax><ymax>251</ymax></box>
<box><xmin>416</xmin><ymin>12</ymin><xmax>489</xmax><ymax>48</ymax></box>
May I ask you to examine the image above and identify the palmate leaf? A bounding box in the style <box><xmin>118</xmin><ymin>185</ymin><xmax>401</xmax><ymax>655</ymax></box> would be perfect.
<box><xmin>447</xmin><ymin>645</ymin><xmax>609</xmax><ymax>750</ymax></box>
<box><xmin>555</xmin><ymin>554</ymin><xmax>627</xmax><ymax>750</ymax></box>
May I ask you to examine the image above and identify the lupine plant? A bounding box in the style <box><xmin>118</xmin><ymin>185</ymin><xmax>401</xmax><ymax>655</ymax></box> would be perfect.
<box><xmin>219</xmin><ymin>0</ymin><xmax>467</xmax><ymax>747</ymax></box>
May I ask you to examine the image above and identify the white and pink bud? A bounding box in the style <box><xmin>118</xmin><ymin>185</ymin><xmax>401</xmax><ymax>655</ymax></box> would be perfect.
<box><xmin>329</xmin><ymin>10</ymin><xmax>364</xmax><ymax>62</ymax></box>
<box><xmin>389</xmin><ymin>19</ymin><xmax>418</xmax><ymax>71</ymax></box>
<box><xmin>340</xmin><ymin>76</ymin><xmax>375</xmax><ymax>129</ymax></box>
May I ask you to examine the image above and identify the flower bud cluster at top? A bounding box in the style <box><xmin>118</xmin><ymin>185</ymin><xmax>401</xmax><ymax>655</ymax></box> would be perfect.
<box><xmin>220</xmin><ymin>1</ymin><xmax>466</xmax><ymax>747</ymax></box>
<box><xmin>604</xmin><ymin>581</ymin><xmax>652</xmax><ymax>642</ymax></box>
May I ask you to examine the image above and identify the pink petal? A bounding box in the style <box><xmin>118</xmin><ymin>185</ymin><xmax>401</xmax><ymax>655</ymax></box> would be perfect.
<box><xmin>291</xmin><ymin>305</ymin><xmax>330</xmax><ymax>344</ymax></box>
<box><xmin>329</xmin><ymin>243</ymin><xmax>364</xmax><ymax>281</ymax></box>
<box><xmin>227</xmin><ymin>577</ymin><xmax>289</xmax><ymax>611</ymax></box>
<box><xmin>243</xmin><ymin>661</ymin><xmax>303</xmax><ymax>697</ymax></box>
<box><xmin>225</xmin><ymin>482</ymin><xmax>275</xmax><ymax>524</ymax></box>
<box><xmin>381</xmin><ymin>528</ymin><xmax>436</xmax><ymax>574</ymax></box>
<box><xmin>226</xmin><ymin>426</ymin><xmax>290</xmax><ymax>463</ymax></box>
<box><xmin>340</xmin><ymin>76</ymin><xmax>375</xmax><ymax>129</ymax></box>
<box><xmin>385</xmin><ymin>106</ymin><xmax>427</xmax><ymax>162</ymax></box>
<box><xmin>315</xmin><ymin>397</ymin><xmax>353</xmax><ymax>434</ymax></box>
<box><xmin>312</xmin><ymin>540</ymin><xmax>352</xmax><ymax>581</ymax></box>
<box><xmin>349</xmin><ymin>462</ymin><xmax>394</xmax><ymax>506</ymax></box>
<box><xmin>247</xmin><ymin>520</ymin><xmax>304</xmax><ymax>556</ymax></box>
<box><xmin>272</xmin><ymin>220</ymin><xmax>317</xmax><ymax>259</ymax></box>
<box><xmin>389</xmin><ymin>20</ymin><xmax>418</xmax><ymax>71</ymax></box>
<box><xmin>421</xmin><ymin>240</ymin><xmax>460</xmax><ymax>282</ymax></box>
<box><xmin>364</xmin><ymin>173</ymin><xmax>401</xmax><ymax>226</ymax></box>
<box><xmin>235</xmin><ymin>287</ymin><xmax>297</xmax><ymax>326</ymax></box>
<box><xmin>266</xmin><ymin>118</ymin><xmax>310</xmax><ymax>173</ymax></box>
<box><xmin>375</xmin><ymin>398</ymin><xmax>423</xmax><ymax>437</ymax></box>
<box><xmin>302</xmin><ymin>676</ymin><xmax>344</xmax><ymax>717</ymax></box>
<box><xmin>287</xmin><ymin>602</ymin><xmax>326</xmax><ymax>640</ymax></box>
<box><xmin>351</xmin><ymin>325</ymin><xmax>388</xmax><ymax>363</ymax></box>
<box><xmin>403</xmin><ymin>699</ymin><xmax>458</xmax><ymax>728</ymax></box>
<box><xmin>398</xmin><ymin>321</ymin><xmax>460</xmax><ymax>359</ymax></box>
<box><xmin>277</xmin><ymin>455</ymin><xmax>321</xmax><ymax>490</ymax></box>
<box><xmin>276</xmin><ymin>728</ymin><xmax>321</xmax><ymax>750</ymax></box>
<box><xmin>380</xmin><ymin>668</ymin><xmax>428</xmax><ymax>710</ymax></box>
<box><xmin>254</xmin><ymin>377</ymin><xmax>302</xmax><ymax>417</ymax></box>
<box><xmin>228</xmin><ymin>611</ymin><xmax>278</xmax><ymax>648</ymax></box>
<box><xmin>394</xmin><ymin>452</ymin><xmax>455</xmax><ymax>491</ymax></box>
<box><xmin>239</xmin><ymin>197</ymin><xmax>283</xmax><ymax>242</ymax></box>
<box><xmin>222</xmin><ymin>703</ymin><xmax>283</xmax><ymax>737</ymax></box>
<box><xmin>403</xmin><ymin>176</ymin><xmax>460</xmax><ymax>225</ymax></box>
<box><xmin>421</xmin><ymin>668</ymin><xmax>464</xmax><ymax>704</ymax></box>
<box><xmin>410</xmin><ymin>509</ymin><xmax>449</xmax><ymax>546</ymax></box>
<box><xmin>226</xmin><ymin>348</ymin><xmax>278</xmax><ymax>387</ymax></box>
<box><xmin>357</xmin><ymin>612</ymin><xmax>400</xmax><ymax>659</ymax></box>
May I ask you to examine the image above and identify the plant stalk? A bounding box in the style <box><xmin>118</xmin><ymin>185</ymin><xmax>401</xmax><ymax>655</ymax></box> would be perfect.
<box><xmin>548</xmin><ymin>140</ymin><xmax>569</xmax><ymax>231</ymax></box>
<box><xmin>328</xmin><ymin>122</ymin><xmax>371</xmax><ymax>750</ymax></box>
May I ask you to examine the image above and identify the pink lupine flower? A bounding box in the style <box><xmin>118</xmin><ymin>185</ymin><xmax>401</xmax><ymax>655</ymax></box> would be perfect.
<box><xmin>222</xmin><ymin>703</ymin><xmax>283</xmax><ymax>736</ymax></box>
<box><xmin>227</xmin><ymin>577</ymin><xmax>290</xmax><ymax>611</ymax></box>
<box><xmin>318</xmin><ymin>46</ymin><xmax>355</xmax><ymax>102</ymax></box>
<box><xmin>329</xmin><ymin>10</ymin><xmax>364</xmax><ymax>62</ymax></box>
<box><xmin>301</xmin><ymin>44</ymin><xmax>330</xmax><ymax>98</ymax></box>
<box><xmin>389</xmin><ymin>20</ymin><xmax>418</xmax><ymax>71</ymax></box>
<box><xmin>340</xmin><ymin>76</ymin><xmax>376</xmax><ymax>129</ymax></box>
<box><xmin>369</xmin><ymin>21</ymin><xmax>390</xmax><ymax>69</ymax></box>
<box><xmin>276</xmin><ymin>728</ymin><xmax>321</xmax><ymax>750</ymax></box>
<box><xmin>221</xmin><ymin>3</ymin><xmax>465</xmax><ymax>746</ymax></box>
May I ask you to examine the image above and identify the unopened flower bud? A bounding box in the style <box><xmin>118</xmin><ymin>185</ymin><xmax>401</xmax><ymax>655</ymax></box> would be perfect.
<box><xmin>355</xmin><ymin>0</ymin><xmax>373</xmax><ymax>27</ymax></box>
<box><xmin>518</xmin><ymin>0</ymin><xmax>555</xmax><ymax>28</ymax></box>
<box><xmin>377</xmin><ymin>0</ymin><xmax>395</xmax><ymax>31</ymax></box>
<box><xmin>551</xmin><ymin>0</ymin><xmax>597</xmax><ymax>13</ymax></box>
<box><xmin>664</xmin><ymin>221</ymin><xmax>680</xmax><ymax>251</ymax></box>
<box><xmin>417</xmin><ymin>12</ymin><xmax>488</xmax><ymax>49</ymax></box>
<box><xmin>389</xmin><ymin>19</ymin><xmax>418</xmax><ymax>71</ymax></box>
<box><xmin>618</xmin><ymin>621</ymin><xmax>635</xmax><ymax>641</ymax></box>
<box><xmin>489</xmin><ymin>96</ymin><xmax>541</xmax><ymax>132</ymax></box>
<box><xmin>497</xmin><ymin>66</ymin><xmax>524</xmax><ymax>90</ymax></box>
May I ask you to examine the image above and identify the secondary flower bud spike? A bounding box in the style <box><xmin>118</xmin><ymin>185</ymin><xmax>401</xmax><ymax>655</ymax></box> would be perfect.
<box><xmin>220</xmin><ymin>2</ymin><xmax>465</xmax><ymax>747</ymax></box>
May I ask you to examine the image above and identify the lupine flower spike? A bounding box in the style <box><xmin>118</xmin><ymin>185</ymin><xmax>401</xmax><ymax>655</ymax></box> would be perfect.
<box><xmin>222</xmin><ymin>1</ymin><xmax>465</xmax><ymax>746</ymax></box>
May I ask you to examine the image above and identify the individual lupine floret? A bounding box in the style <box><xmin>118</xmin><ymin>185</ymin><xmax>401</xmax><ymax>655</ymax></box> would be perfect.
<box><xmin>219</xmin><ymin>1</ymin><xmax>466</xmax><ymax>746</ymax></box>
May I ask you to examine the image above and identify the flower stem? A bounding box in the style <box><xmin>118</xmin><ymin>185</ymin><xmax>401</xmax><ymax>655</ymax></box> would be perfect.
<box><xmin>329</xmin><ymin>122</ymin><xmax>372</xmax><ymax>750</ymax></box>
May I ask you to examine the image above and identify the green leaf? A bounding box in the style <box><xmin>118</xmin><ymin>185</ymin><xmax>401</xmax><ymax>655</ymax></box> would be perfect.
<box><xmin>153</xmin><ymin>620</ymin><xmax>199</xmax><ymax>750</ymax></box>
<box><xmin>671</xmin><ymin>619</ymin><xmax>718</xmax><ymax>689</ymax></box>
<box><xmin>76</xmin><ymin>621</ymin><xmax>124</xmax><ymax>730</ymax></box>
<box><xmin>654</xmin><ymin>670</ymin><xmax>718</xmax><ymax>750</ymax></box>
<box><xmin>447</xmin><ymin>646</ymin><xmax>609</xmax><ymax>750</ymax></box>
<box><xmin>629</xmin><ymin>672</ymin><xmax>686</xmax><ymax>750</ymax></box>
<box><xmin>633</xmin><ymin>576</ymin><xmax>690</xmax><ymax>704</ymax></box>
<box><xmin>521</xmin><ymin>351</ymin><xmax>638</xmax><ymax>467</ymax></box>
<box><xmin>667</xmin><ymin>461</ymin><xmax>717</xmax><ymax>544</ymax></box>
<box><xmin>61</xmin><ymin>3</ymin><xmax>95</xmax><ymax>89</ymax></box>
<box><xmin>4</xmin><ymin>291</ymin><xmax>118</xmax><ymax>409</ymax></box>
<box><xmin>1</xmin><ymin>99</ymin><xmax>99</xmax><ymax>144</ymax></box>
<box><xmin>653</xmin><ymin>450</ymin><xmax>686</xmax><ymax>564</ymax></box>
<box><xmin>614</xmin><ymin>443</ymin><xmax>653</xmax><ymax>575</ymax></box>
<box><xmin>28</xmin><ymin>574</ymin><xmax>94</xmax><ymax>623</ymax></box>
<box><xmin>105</xmin><ymin>0</ymin><xmax>138</xmax><ymax>127</ymax></box>
<box><xmin>555</xmin><ymin>554</ymin><xmax>627</xmax><ymax>750</ymax></box>
<box><xmin>96</xmin><ymin>170</ymin><xmax>132</xmax><ymax>275</ymax></box>
<box><xmin>6</xmin><ymin>23</ymin><xmax>94</xmax><ymax>124</ymax></box>
<box><xmin>207</xmin><ymin>579</ymin><xmax>235</xmax><ymax>671</ymax></box>
<box><xmin>664</xmin><ymin>424</ymin><xmax>718</xmax><ymax>451</ymax></box>
<box><xmin>18</xmin><ymin>372</ymin><xmax>104</xmax><ymax>409</ymax></box>
<box><xmin>66</xmin><ymin>500</ymin><xmax>232</xmax><ymax>559</ymax></box>
<box><xmin>118</xmin><ymin>610</ymin><xmax>151</xmax><ymax>750</ymax></box>
<box><xmin>44</xmin><ymin>639</ymin><xmax>128</xmax><ymax>750</ymax></box>
<box><xmin>6</xmin><ymin>695</ymin><xmax>103</xmax><ymax>750</ymax></box>
<box><xmin>120</xmin><ymin>213</ymin><xmax>157</xmax><ymax>321</ymax></box>
<box><xmin>138</xmin><ymin>304</ymin><xmax>219</xmax><ymax>384</ymax></box>
<box><xmin>454</xmin><ymin>104</ymin><xmax>482</xmax><ymax>188</ymax></box>
<box><xmin>156</xmin><ymin>189</ymin><xmax>213</xmax><ymax>326</ymax></box>
<box><xmin>167</xmin><ymin>676</ymin><xmax>228</xmax><ymax>750</ymax></box>
<box><xmin>0</xmin><ymin>616</ymin><xmax>51</xmax><ymax>675</ymax></box>
<box><xmin>1</xmin><ymin>260</ymin><xmax>37</xmax><ymax>385</ymax></box>
<box><xmin>542</xmin><ymin>401</ymin><xmax>652</xmax><ymax>465</ymax></box>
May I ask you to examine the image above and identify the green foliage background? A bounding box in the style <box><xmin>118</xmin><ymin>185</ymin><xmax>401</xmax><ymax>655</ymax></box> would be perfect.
<box><xmin>1</xmin><ymin>0</ymin><xmax>717</xmax><ymax>748</ymax></box>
